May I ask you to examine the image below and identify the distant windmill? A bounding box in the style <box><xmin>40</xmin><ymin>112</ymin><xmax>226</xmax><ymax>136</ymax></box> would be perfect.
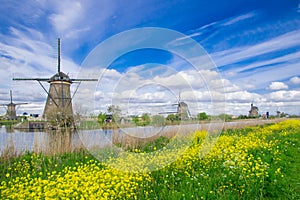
<box><xmin>248</xmin><ymin>99</ymin><xmax>259</xmax><ymax>117</ymax></box>
<box><xmin>13</xmin><ymin>38</ymin><xmax>98</xmax><ymax>126</ymax></box>
<box><xmin>159</xmin><ymin>93</ymin><xmax>191</xmax><ymax>120</ymax></box>
<box><xmin>1</xmin><ymin>90</ymin><xmax>27</xmax><ymax>120</ymax></box>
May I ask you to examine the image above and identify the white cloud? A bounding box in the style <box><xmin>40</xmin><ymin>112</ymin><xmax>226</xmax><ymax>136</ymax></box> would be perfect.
<box><xmin>170</xmin><ymin>22</ymin><xmax>300</xmax><ymax>93</ymax></box>
<box><xmin>49</xmin><ymin>1</ymin><xmax>83</xmax><ymax>33</ymax></box>
<box><xmin>290</xmin><ymin>76</ymin><xmax>300</xmax><ymax>85</ymax></box>
<box><xmin>222</xmin><ymin>12</ymin><xmax>257</xmax><ymax>26</ymax></box>
<box><xmin>267</xmin><ymin>82</ymin><xmax>288</xmax><ymax>90</ymax></box>
<box><xmin>226</xmin><ymin>91</ymin><xmax>263</xmax><ymax>102</ymax></box>
<box><xmin>213</xmin><ymin>30</ymin><xmax>300</xmax><ymax>68</ymax></box>
<box><xmin>46</xmin><ymin>0</ymin><xmax>117</xmax><ymax>41</ymax></box>
<box><xmin>244</xmin><ymin>84</ymin><xmax>255</xmax><ymax>90</ymax></box>
<box><xmin>227</xmin><ymin>51</ymin><xmax>300</xmax><ymax>76</ymax></box>
<box><xmin>232</xmin><ymin>62</ymin><xmax>299</xmax><ymax>91</ymax></box>
<box><xmin>267</xmin><ymin>90</ymin><xmax>300</xmax><ymax>102</ymax></box>
<box><xmin>207</xmin><ymin>27</ymin><xmax>300</xmax><ymax>92</ymax></box>
<box><xmin>180</xmin><ymin>11</ymin><xmax>257</xmax><ymax>41</ymax></box>
<box><xmin>73</xmin><ymin>62</ymin><xmax>300</xmax><ymax>116</ymax></box>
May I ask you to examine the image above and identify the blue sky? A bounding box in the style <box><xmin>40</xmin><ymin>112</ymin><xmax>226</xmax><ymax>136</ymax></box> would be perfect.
<box><xmin>0</xmin><ymin>0</ymin><xmax>299</xmax><ymax>116</ymax></box>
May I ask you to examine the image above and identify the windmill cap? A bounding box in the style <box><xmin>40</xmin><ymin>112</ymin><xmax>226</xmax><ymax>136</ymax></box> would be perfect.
<box><xmin>179</xmin><ymin>102</ymin><xmax>187</xmax><ymax>106</ymax></box>
<box><xmin>48</xmin><ymin>71</ymin><xmax>72</xmax><ymax>83</ymax></box>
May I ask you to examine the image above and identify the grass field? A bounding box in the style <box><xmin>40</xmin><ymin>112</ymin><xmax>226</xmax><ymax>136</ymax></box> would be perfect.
<box><xmin>0</xmin><ymin>119</ymin><xmax>299</xmax><ymax>199</ymax></box>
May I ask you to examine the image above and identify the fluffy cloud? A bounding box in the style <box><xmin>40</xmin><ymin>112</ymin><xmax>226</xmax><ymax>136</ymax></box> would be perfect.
<box><xmin>267</xmin><ymin>81</ymin><xmax>288</xmax><ymax>90</ymax></box>
<box><xmin>267</xmin><ymin>90</ymin><xmax>300</xmax><ymax>102</ymax></box>
<box><xmin>49</xmin><ymin>1</ymin><xmax>84</xmax><ymax>35</ymax></box>
<box><xmin>290</xmin><ymin>76</ymin><xmax>300</xmax><ymax>85</ymax></box>
<box><xmin>72</xmin><ymin>63</ymin><xmax>300</xmax><ymax>116</ymax></box>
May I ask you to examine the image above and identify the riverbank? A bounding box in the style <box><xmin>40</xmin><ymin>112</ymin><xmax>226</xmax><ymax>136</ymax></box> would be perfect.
<box><xmin>0</xmin><ymin>118</ymin><xmax>289</xmax><ymax>157</ymax></box>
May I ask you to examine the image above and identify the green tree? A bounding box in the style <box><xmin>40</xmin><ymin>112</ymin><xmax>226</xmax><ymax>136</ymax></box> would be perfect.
<box><xmin>131</xmin><ymin>114</ymin><xmax>150</xmax><ymax>126</ymax></box>
<box><xmin>166</xmin><ymin>114</ymin><xmax>179</xmax><ymax>123</ymax></box>
<box><xmin>151</xmin><ymin>115</ymin><xmax>166</xmax><ymax>127</ymax></box>
<box><xmin>141</xmin><ymin>113</ymin><xmax>151</xmax><ymax>126</ymax></box>
<box><xmin>107</xmin><ymin>105</ymin><xmax>121</xmax><ymax>122</ymax></box>
<box><xmin>132</xmin><ymin>115</ymin><xmax>139</xmax><ymax>126</ymax></box>
<box><xmin>97</xmin><ymin>112</ymin><xmax>107</xmax><ymax>125</ymax></box>
<box><xmin>197</xmin><ymin>112</ymin><xmax>208</xmax><ymax>120</ymax></box>
<box><xmin>215</xmin><ymin>113</ymin><xmax>232</xmax><ymax>122</ymax></box>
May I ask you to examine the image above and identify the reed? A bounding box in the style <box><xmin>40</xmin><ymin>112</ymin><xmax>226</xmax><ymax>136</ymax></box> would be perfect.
<box><xmin>0</xmin><ymin>129</ymin><xmax>87</xmax><ymax>160</ymax></box>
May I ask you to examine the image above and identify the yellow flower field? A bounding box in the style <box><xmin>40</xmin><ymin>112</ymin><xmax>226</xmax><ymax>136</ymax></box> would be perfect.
<box><xmin>1</xmin><ymin>119</ymin><xmax>299</xmax><ymax>199</ymax></box>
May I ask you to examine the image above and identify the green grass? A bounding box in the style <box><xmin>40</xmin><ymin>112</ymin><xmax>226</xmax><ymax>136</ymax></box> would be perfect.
<box><xmin>277</xmin><ymin>128</ymin><xmax>300</xmax><ymax>199</ymax></box>
<box><xmin>78</xmin><ymin>120</ymin><xmax>102</xmax><ymax>129</ymax></box>
<box><xmin>0</xmin><ymin>150</ymin><xmax>95</xmax><ymax>183</ymax></box>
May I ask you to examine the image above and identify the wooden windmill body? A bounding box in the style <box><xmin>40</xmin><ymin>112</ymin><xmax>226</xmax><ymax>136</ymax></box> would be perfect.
<box><xmin>13</xmin><ymin>39</ymin><xmax>97</xmax><ymax>127</ymax></box>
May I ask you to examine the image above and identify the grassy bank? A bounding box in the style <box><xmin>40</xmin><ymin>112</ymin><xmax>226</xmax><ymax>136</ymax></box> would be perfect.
<box><xmin>0</xmin><ymin>119</ymin><xmax>299</xmax><ymax>199</ymax></box>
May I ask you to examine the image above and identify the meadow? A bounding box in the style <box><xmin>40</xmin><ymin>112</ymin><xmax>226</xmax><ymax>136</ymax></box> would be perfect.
<box><xmin>0</xmin><ymin>119</ymin><xmax>299</xmax><ymax>199</ymax></box>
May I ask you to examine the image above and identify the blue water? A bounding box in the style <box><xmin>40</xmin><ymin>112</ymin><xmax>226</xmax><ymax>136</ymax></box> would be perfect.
<box><xmin>0</xmin><ymin>123</ymin><xmax>204</xmax><ymax>155</ymax></box>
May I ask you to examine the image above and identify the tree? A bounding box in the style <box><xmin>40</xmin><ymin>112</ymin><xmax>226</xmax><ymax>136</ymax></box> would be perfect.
<box><xmin>215</xmin><ymin>113</ymin><xmax>232</xmax><ymax>122</ymax></box>
<box><xmin>151</xmin><ymin>115</ymin><xmax>166</xmax><ymax>127</ymax></box>
<box><xmin>97</xmin><ymin>112</ymin><xmax>107</xmax><ymax>125</ymax></box>
<box><xmin>132</xmin><ymin>114</ymin><xmax>151</xmax><ymax>126</ymax></box>
<box><xmin>197</xmin><ymin>112</ymin><xmax>208</xmax><ymax>120</ymax></box>
<box><xmin>46</xmin><ymin>108</ymin><xmax>74</xmax><ymax>128</ymax></box>
<box><xmin>166</xmin><ymin>114</ymin><xmax>179</xmax><ymax>123</ymax></box>
<box><xmin>107</xmin><ymin>105</ymin><xmax>121</xmax><ymax>122</ymax></box>
<box><xmin>132</xmin><ymin>115</ymin><xmax>139</xmax><ymax>125</ymax></box>
<box><xmin>141</xmin><ymin>113</ymin><xmax>151</xmax><ymax>126</ymax></box>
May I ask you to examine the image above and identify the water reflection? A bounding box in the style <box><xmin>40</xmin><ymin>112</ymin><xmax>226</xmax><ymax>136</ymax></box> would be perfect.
<box><xmin>0</xmin><ymin>127</ymin><xmax>83</xmax><ymax>156</ymax></box>
<box><xmin>0</xmin><ymin>125</ymin><xmax>199</xmax><ymax>156</ymax></box>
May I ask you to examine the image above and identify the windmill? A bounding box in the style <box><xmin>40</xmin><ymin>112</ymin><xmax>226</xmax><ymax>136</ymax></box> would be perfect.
<box><xmin>13</xmin><ymin>38</ymin><xmax>98</xmax><ymax>127</ymax></box>
<box><xmin>248</xmin><ymin>99</ymin><xmax>259</xmax><ymax>117</ymax></box>
<box><xmin>159</xmin><ymin>93</ymin><xmax>191</xmax><ymax>120</ymax></box>
<box><xmin>1</xmin><ymin>90</ymin><xmax>27</xmax><ymax>120</ymax></box>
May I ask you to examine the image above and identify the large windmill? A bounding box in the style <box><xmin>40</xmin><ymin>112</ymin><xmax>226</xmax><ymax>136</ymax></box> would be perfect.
<box><xmin>13</xmin><ymin>38</ymin><xmax>98</xmax><ymax>126</ymax></box>
<box><xmin>1</xmin><ymin>90</ymin><xmax>27</xmax><ymax>120</ymax></box>
<box><xmin>159</xmin><ymin>93</ymin><xmax>191</xmax><ymax>120</ymax></box>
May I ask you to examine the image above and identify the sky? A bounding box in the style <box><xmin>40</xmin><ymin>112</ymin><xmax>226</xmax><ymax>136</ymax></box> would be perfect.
<box><xmin>0</xmin><ymin>0</ymin><xmax>299</xmax><ymax>117</ymax></box>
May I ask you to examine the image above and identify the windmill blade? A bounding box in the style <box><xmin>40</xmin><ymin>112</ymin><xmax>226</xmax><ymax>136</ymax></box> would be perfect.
<box><xmin>71</xmin><ymin>78</ymin><xmax>98</xmax><ymax>82</ymax></box>
<box><xmin>15</xmin><ymin>103</ymin><xmax>28</xmax><ymax>105</ymax></box>
<box><xmin>10</xmin><ymin>90</ymin><xmax>13</xmax><ymax>104</ymax></box>
<box><xmin>58</xmin><ymin>38</ymin><xmax>61</xmax><ymax>73</ymax></box>
<box><xmin>13</xmin><ymin>78</ymin><xmax>50</xmax><ymax>81</ymax></box>
<box><xmin>158</xmin><ymin>111</ymin><xmax>177</xmax><ymax>114</ymax></box>
<box><xmin>37</xmin><ymin>80</ymin><xmax>59</xmax><ymax>107</ymax></box>
<box><xmin>187</xmin><ymin>106</ymin><xmax>192</xmax><ymax>118</ymax></box>
<box><xmin>67</xmin><ymin>81</ymin><xmax>81</xmax><ymax>107</ymax></box>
